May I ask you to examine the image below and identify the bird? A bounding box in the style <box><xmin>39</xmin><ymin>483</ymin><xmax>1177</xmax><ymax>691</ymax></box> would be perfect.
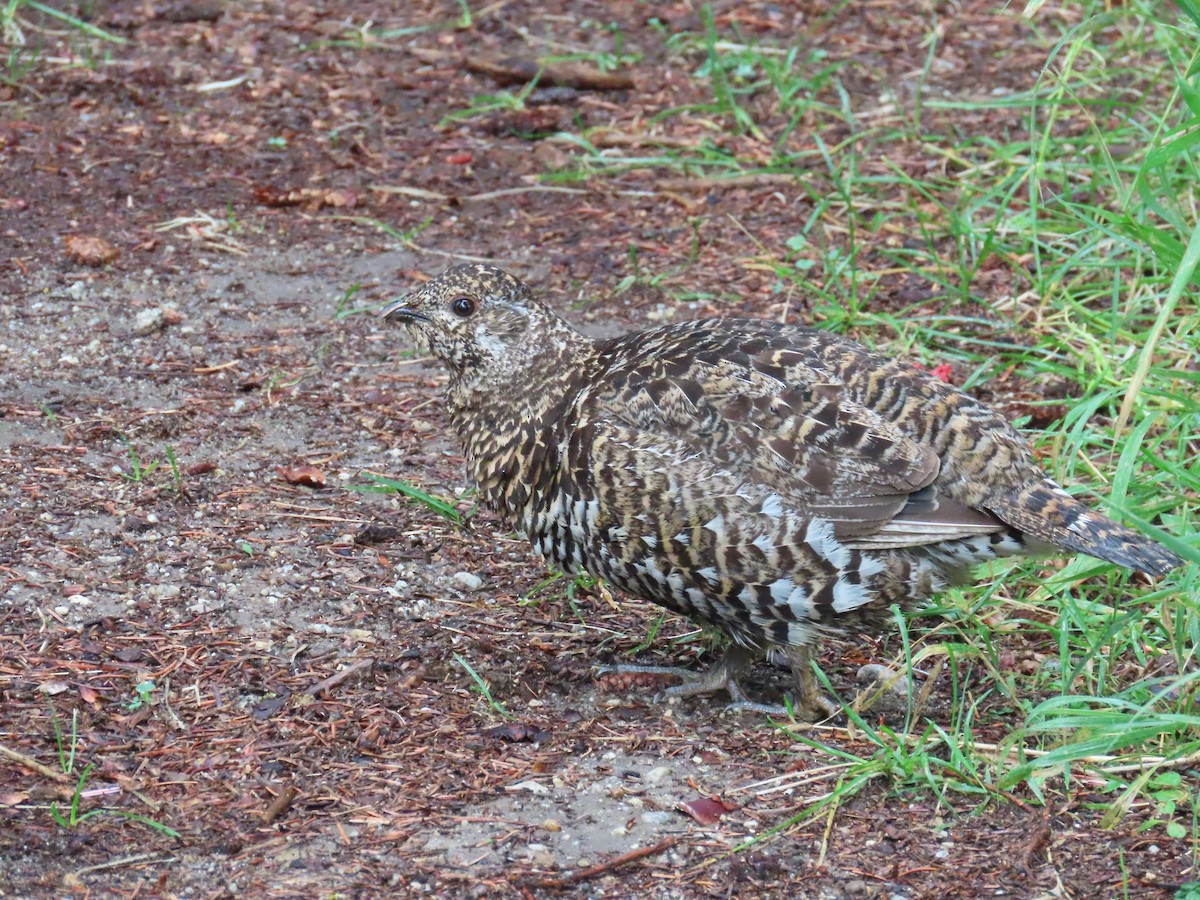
<box><xmin>381</xmin><ymin>263</ymin><xmax>1181</xmax><ymax>718</ymax></box>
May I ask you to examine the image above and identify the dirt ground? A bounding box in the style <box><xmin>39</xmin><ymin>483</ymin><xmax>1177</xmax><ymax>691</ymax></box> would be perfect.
<box><xmin>0</xmin><ymin>1</ymin><xmax>1191</xmax><ymax>897</ymax></box>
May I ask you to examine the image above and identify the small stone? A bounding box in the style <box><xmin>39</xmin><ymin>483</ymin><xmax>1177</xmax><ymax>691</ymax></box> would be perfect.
<box><xmin>644</xmin><ymin>765</ymin><xmax>672</xmax><ymax>785</ymax></box>
<box><xmin>452</xmin><ymin>571</ymin><xmax>483</xmax><ymax>591</ymax></box>
<box><xmin>540</xmin><ymin>819</ymin><xmax>561</xmax><ymax>832</ymax></box>
<box><xmin>857</xmin><ymin>663</ymin><xmax>911</xmax><ymax>697</ymax></box>
<box><xmin>133</xmin><ymin>307</ymin><xmax>167</xmax><ymax>335</ymax></box>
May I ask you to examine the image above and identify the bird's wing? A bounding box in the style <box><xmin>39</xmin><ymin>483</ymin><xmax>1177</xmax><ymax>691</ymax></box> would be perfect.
<box><xmin>586</xmin><ymin>343</ymin><xmax>1005</xmax><ymax>548</ymax></box>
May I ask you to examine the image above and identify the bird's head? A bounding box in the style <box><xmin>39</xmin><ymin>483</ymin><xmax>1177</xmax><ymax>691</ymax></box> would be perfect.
<box><xmin>381</xmin><ymin>264</ymin><xmax>570</xmax><ymax>381</ymax></box>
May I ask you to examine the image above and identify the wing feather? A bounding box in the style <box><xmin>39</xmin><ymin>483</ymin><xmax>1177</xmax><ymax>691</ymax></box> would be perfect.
<box><xmin>586</xmin><ymin>332</ymin><xmax>1005</xmax><ymax>549</ymax></box>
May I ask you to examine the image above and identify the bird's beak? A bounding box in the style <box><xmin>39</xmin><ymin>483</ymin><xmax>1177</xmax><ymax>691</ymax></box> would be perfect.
<box><xmin>380</xmin><ymin>296</ymin><xmax>430</xmax><ymax>322</ymax></box>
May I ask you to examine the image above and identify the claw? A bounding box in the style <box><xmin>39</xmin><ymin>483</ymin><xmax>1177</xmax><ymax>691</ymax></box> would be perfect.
<box><xmin>596</xmin><ymin>644</ymin><xmax>840</xmax><ymax>721</ymax></box>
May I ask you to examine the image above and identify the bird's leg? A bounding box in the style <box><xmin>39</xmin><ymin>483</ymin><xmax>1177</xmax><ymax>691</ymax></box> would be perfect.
<box><xmin>782</xmin><ymin>644</ymin><xmax>840</xmax><ymax>720</ymax></box>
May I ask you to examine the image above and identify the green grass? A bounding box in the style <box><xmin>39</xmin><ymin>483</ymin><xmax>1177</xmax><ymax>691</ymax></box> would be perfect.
<box><xmin>0</xmin><ymin>0</ymin><xmax>126</xmax><ymax>86</ymax></box>
<box><xmin>351</xmin><ymin>472</ymin><xmax>464</xmax><ymax>525</ymax></box>
<box><xmin>453</xmin><ymin>650</ymin><xmax>514</xmax><ymax>720</ymax></box>
<box><xmin>46</xmin><ymin>705</ymin><xmax>179</xmax><ymax>838</ymax></box>
<box><xmin>1</xmin><ymin>0</ymin><xmax>126</xmax><ymax>46</ymax></box>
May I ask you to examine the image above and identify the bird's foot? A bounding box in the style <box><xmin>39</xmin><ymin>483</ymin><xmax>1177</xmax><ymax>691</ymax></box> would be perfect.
<box><xmin>597</xmin><ymin>650</ymin><xmax>757</xmax><ymax>706</ymax></box>
<box><xmin>595</xmin><ymin>662</ymin><xmax>736</xmax><ymax>701</ymax></box>
<box><xmin>596</xmin><ymin>652</ymin><xmax>837</xmax><ymax>720</ymax></box>
<box><xmin>724</xmin><ymin>684</ymin><xmax>839</xmax><ymax>720</ymax></box>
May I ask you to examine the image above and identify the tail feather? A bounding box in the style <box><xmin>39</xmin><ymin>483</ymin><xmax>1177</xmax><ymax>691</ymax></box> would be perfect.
<box><xmin>988</xmin><ymin>480</ymin><xmax>1181</xmax><ymax>577</ymax></box>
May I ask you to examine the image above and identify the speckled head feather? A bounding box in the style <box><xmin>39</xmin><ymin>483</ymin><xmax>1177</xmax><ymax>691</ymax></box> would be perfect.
<box><xmin>382</xmin><ymin>264</ymin><xmax>580</xmax><ymax>382</ymax></box>
<box><xmin>382</xmin><ymin>264</ymin><xmax>1181</xmax><ymax>715</ymax></box>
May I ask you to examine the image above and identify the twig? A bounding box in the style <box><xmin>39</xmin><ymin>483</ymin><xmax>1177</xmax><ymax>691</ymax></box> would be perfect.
<box><xmin>369</xmin><ymin>184</ymin><xmax>590</xmax><ymax>204</ymax></box>
<box><xmin>409</xmin><ymin>46</ymin><xmax>635</xmax><ymax>91</ymax></box>
<box><xmin>305</xmin><ymin>658</ymin><xmax>375</xmax><ymax>697</ymax></box>
<box><xmin>461</xmin><ymin>186</ymin><xmax>589</xmax><ymax>203</ymax></box>
<box><xmin>0</xmin><ymin>743</ymin><xmax>72</xmax><ymax>783</ymax></box>
<box><xmin>469</xmin><ymin>55</ymin><xmax>636</xmax><ymax>91</ymax></box>
<box><xmin>655</xmin><ymin>174</ymin><xmax>799</xmax><ymax>191</ymax></box>
<box><xmin>261</xmin><ymin>786</ymin><xmax>298</xmax><ymax>825</ymax></box>
<box><xmin>530</xmin><ymin>835</ymin><xmax>679</xmax><ymax>888</ymax></box>
<box><xmin>588</xmin><ymin>130</ymin><xmax>705</xmax><ymax>150</ymax></box>
<box><xmin>73</xmin><ymin>854</ymin><xmax>168</xmax><ymax>877</ymax></box>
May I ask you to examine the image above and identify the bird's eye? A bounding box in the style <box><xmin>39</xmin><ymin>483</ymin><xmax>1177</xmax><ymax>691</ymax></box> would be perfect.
<box><xmin>450</xmin><ymin>296</ymin><xmax>476</xmax><ymax>318</ymax></box>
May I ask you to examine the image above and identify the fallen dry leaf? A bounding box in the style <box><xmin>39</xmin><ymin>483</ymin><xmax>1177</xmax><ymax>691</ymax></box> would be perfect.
<box><xmin>679</xmin><ymin>795</ymin><xmax>735</xmax><ymax>825</ymax></box>
<box><xmin>253</xmin><ymin>186</ymin><xmax>358</xmax><ymax>211</ymax></box>
<box><xmin>64</xmin><ymin>234</ymin><xmax>120</xmax><ymax>266</ymax></box>
<box><xmin>277</xmin><ymin>465</ymin><xmax>327</xmax><ymax>487</ymax></box>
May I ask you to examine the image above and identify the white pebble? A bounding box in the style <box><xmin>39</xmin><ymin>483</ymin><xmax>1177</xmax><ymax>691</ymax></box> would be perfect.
<box><xmin>452</xmin><ymin>571</ymin><xmax>483</xmax><ymax>591</ymax></box>
<box><xmin>644</xmin><ymin>765</ymin><xmax>672</xmax><ymax>784</ymax></box>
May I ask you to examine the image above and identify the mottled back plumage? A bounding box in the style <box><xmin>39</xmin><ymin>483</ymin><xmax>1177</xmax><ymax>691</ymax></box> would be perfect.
<box><xmin>382</xmin><ymin>264</ymin><xmax>1180</xmax><ymax>712</ymax></box>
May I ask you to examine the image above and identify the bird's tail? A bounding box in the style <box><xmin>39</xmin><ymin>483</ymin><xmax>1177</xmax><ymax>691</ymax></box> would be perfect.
<box><xmin>987</xmin><ymin>478</ymin><xmax>1181</xmax><ymax>577</ymax></box>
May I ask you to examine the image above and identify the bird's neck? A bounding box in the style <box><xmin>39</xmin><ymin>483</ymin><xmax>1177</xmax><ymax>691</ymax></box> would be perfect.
<box><xmin>447</xmin><ymin>324</ymin><xmax>595</xmax><ymax>522</ymax></box>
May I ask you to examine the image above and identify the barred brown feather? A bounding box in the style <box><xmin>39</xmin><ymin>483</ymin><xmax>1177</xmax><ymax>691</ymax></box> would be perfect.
<box><xmin>382</xmin><ymin>264</ymin><xmax>1181</xmax><ymax>715</ymax></box>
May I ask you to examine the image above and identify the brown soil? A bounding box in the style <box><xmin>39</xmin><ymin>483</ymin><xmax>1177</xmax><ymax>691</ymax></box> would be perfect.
<box><xmin>0</xmin><ymin>2</ymin><xmax>1186</xmax><ymax>898</ymax></box>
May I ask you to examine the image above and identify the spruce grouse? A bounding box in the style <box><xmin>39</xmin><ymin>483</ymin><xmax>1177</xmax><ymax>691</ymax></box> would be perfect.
<box><xmin>382</xmin><ymin>264</ymin><xmax>1180</xmax><ymax>717</ymax></box>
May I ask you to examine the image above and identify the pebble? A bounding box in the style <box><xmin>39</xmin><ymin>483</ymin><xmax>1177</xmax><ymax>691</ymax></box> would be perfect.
<box><xmin>857</xmin><ymin>663</ymin><xmax>911</xmax><ymax>696</ymax></box>
<box><xmin>452</xmin><ymin>571</ymin><xmax>483</xmax><ymax>591</ymax></box>
<box><xmin>644</xmin><ymin>765</ymin><xmax>672</xmax><ymax>784</ymax></box>
<box><xmin>133</xmin><ymin>307</ymin><xmax>166</xmax><ymax>335</ymax></box>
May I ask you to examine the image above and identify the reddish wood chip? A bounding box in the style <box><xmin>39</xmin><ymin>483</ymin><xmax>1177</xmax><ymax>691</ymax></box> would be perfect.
<box><xmin>678</xmin><ymin>795</ymin><xmax>735</xmax><ymax>825</ymax></box>
<box><xmin>64</xmin><ymin>234</ymin><xmax>120</xmax><ymax>266</ymax></box>
<box><xmin>253</xmin><ymin>186</ymin><xmax>357</xmax><ymax>211</ymax></box>
<box><xmin>596</xmin><ymin>670</ymin><xmax>675</xmax><ymax>691</ymax></box>
<box><xmin>277</xmin><ymin>465</ymin><xmax>327</xmax><ymax>487</ymax></box>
